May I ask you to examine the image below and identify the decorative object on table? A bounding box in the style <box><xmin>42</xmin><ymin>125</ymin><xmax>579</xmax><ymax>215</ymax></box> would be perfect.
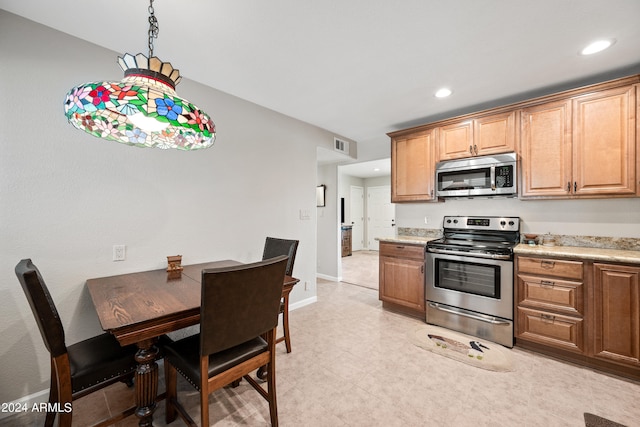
<box><xmin>63</xmin><ymin>0</ymin><xmax>215</xmax><ymax>150</ymax></box>
<box><xmin>523</xmin><ymin>233</ymin><xmax>538</xmax><ymax>245</ymax></box>
<box><xmin>167</xmin><ymin>255</ymin><xmax>183</xmax><ymax>279</ymax></box>
<box><xmin>410</xmin><ymin>324</ymin><xmax>514</xmax><ymax>372</ymax></box>
<box><xmin>15</xmin><ymin>259</ymin><xmax>138</xmax><ymax>427</ymax></box>
<box><xmin>583</xmin><ymin>413</ymin><xmax>626</xmax><ymax>427</ymax></box>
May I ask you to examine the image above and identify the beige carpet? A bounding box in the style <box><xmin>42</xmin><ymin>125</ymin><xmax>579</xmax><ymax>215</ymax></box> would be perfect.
<box><xmin>341</xmin><ymin>250</ymin><xmax>378</xmax><ymax>289</ymax></box>
<box><xmin>411</xmin><ymin>324</ymin><xmax>515</xmax><ymax>372</ymax></box>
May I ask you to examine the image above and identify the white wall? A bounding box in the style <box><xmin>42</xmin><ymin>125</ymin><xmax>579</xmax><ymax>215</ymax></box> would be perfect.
<box><xmin>0</xmin><ymin>11</ymin><xmax>335</xmax><ymax>403</ymax></box>
<box><xmin>396</xmin><ymin>197</ymin><xmax>640</xmax><ymax>237</ymax></box>
<box><xmin>316</xmin><ymin>164</ymin><xmax>339</xmax><ymax>279</ymax></box>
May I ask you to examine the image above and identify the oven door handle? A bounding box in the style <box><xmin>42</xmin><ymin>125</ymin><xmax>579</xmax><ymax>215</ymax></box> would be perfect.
<box><xmin>428</xmin><ymin>303</ymin><xmax>511</xmax><ymax>326</ymax></box>
<box><xmin>427</xmin><ymin>247</ymin><xmax>512</xmax><ymax>260</ymax></box>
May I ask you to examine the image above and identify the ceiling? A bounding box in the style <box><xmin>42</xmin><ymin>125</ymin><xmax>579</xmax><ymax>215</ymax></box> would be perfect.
<box><xmin>3</xmin><ymin>1</ymin><xmax>640</xmax><ymax>174</ymax></box>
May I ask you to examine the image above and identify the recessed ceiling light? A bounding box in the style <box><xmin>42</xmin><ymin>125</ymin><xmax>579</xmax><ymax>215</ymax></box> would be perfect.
<box><xmin>435</xmin><ymin>88</ymin><xmax>452</xmax><ymax>98</ymax></box>
<box><xmin>373</xmin><ymin>168</ymin><xmax>380</xmax><ymax>172</ymax></box>
<box><xmin>580</xmin><ymin>39</ymin><xmax>615</xmax><ymax>55</ymax></box>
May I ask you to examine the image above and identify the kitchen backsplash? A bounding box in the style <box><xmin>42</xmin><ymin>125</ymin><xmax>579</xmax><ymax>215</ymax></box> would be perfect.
<box><xmin>397</xmin><ymin>227</ymin><xmax>442</xmax><ymax>238</ymax></box>
<box><xmin>545</xmin><ymin>235</ymin><xmax>640</xmax><ymax>251</ymax></box>
<box><xmin>397</xmin><ymin>227</ymin><xmax>640</xmax><ymax>251</ymax></box>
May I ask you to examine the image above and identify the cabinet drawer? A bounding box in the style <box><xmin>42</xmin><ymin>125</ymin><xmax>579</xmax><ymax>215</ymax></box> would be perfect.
<box><xmin>379</xmin><ymin>242</ymin><xmax>425</xmax><ymax>261</ymax></box>
<box><xmin>517</xmin><ymin>274</ymin><xmax>584</xmax><ymax>316</ymax></box>
<box><xmin>517</xmin><ymin>256</ymin><xmax>583</xmax><ymax>280</ymax></box>
<box><xmin>517</xmin><ymin>307</ymin><xmax>584</xmax><ymax>353</ymax></box>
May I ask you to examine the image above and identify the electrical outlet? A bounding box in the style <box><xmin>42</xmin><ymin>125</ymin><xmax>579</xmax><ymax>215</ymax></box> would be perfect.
<box><xmin>424</xmin><ymin>216</ymin><xmax>430</xmax><ymax>224</ymax></box>
<box><xmin>113</xmin><ymin>245</ymin><xmax>126</xmax><ymax>261</ymax></box>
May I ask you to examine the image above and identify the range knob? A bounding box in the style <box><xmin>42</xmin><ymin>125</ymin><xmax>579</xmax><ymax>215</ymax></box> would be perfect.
<box><xmin>509</xmin><ymin>221</ymin><xmax>515</xmax><ymax>226</ymax></box>
<box><xmin>453</xmin><ymin>219</ymin><xmax>458</xmax><ymax>224</ymax></box>
<box><xmin>500</xmin><ymin>220</ymin><xmax>506</xmax><ymax>226</ymax></box>
<box><xmin>446</xmin><ymin>219</ymin><xmax>452</xmax><ymax>224</ymax></box>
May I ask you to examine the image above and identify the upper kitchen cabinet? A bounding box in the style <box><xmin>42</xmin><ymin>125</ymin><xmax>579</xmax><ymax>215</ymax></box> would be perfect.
<box><xmin>390</xmin><ymin>128</ymin><xmax>437</xmax><ymax>202</ymax></box>
<box><xmin>521</xmin><ymin>84</ymin><xmax>637</xmax><ymax>198</ymax></box>
<box><xmin>573</xmin><ymin>85</ymin><xmax>636</xmax><ymax>197</ymax></box>
<box><xmin>439</xmin><ymin>111</ymin><xmax>516</xmax><ymax>160</ymax></box>
<box><xmin>521</xmin><ymin>100</ymin><xmax>573</xmax><ymax>197</ymax></box>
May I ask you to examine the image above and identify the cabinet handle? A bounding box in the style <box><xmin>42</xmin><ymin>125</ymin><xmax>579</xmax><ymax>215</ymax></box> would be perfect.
<box><xmin>421</xmin><ymin>265</ymin><xmax>424</xmax><ymax>274</ymax></box>
<box><xmin>469</xmin><ymin>145</ymin><xmax>474</xmax><ymax>155</ymax></box>
<box><xmin>474</xmin><ymin>145</ymin><xmax>478</xmax><ymax>156</ymax></box>
<box><xmin>567</xmin><ymin>182</ymin><xmax>571</xmax><ymax>192</ymax></box>
<box><xmin>540</xmin><ymin>280</ymin><xmax>555</xmax><ymax>287</ymax></box>
<box><xmin>574</xmin><ymin>182</ymin><xmax>577</xmax><ymax>192</ymax></box>
<box><xmin>540</xmin><ymin>260</ymin><xmax>555</xmax><ymax>269</ymax></box>
<box><xmin>541</xmin><ymin>314</ymin><xmax>556</xmax><ymax>322</ymax></box>
<box><xmin>395</xmin><ymin>246</ymin><xmax>404</xmax><ymax>249</ymax></box>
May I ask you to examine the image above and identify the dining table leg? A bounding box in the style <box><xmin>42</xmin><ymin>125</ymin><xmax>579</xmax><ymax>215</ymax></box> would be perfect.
<box><xmin>134</xmin><ymin>338</ymin><xmax>159</xmax><ymax>427</ymax></box>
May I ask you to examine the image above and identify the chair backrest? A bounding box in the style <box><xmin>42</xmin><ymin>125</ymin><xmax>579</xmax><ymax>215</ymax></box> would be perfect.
<box><xmin>262</xmin><ymin>237</ymin><xmax>299</xmax><ymax>276</ymax></box>
<box><xmin>15</xmin><ymin>259</ymin><xmax>67</xmax><ymax>357</ymax></box>
<box><xmin>199</xmin><ymin>255</ymin><xmax>288</xmax><ymax>355</ymax></box>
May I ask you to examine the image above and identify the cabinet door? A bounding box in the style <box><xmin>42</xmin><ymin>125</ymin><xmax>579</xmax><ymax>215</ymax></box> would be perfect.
<box><xmin>474</xmin><ymin>111</ymin><xmax>516</xmax><ymax>156</ymax></box>
<box><xmin>391</xmin><ymin>129</ymin><xmax>436</xmax><ymax>202</ymax></box>
<box><xmin>438</xmin><ymin>121</ymin><xmax>473</xmax><ymax>160</ymax></box>
<box><xmin>573</xmin><ymin>86</ymin><xmax>636</xmax><ymax>196</ymax></box>
<box><xmin>520</xmin><ymin>100</ymin><xmax>572</xmax><ymax>197</ymax></box>
<box><xmin>379</xmin><ymin>256</ymin><xmax>425</xmax><ymax>312</ymax></box>
<box><xmin>592</xmin><ymin>263</ymin><xmax>640</xmax><ymax>366</ymax></box>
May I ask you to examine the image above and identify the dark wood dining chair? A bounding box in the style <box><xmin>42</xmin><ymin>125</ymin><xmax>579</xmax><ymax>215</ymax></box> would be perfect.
<box><xmin>163</xmin><ymin>255</ymin><xmax>288</xmax><ymax>427</ymax></box>
<box><xmin>262</xmin><ymin>237</ymin><xmax>299</xmax><ymax>353</ymax></box>
<box><xmin>15</xmin><ymin>259</ymin><xmax>138</xmax><ymax>427</ymax></box>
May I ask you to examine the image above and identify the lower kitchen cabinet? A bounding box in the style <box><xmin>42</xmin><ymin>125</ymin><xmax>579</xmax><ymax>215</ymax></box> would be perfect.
<box><xmin>592</xmin><ymin>263</ymin><xmax>640</xmax><ymax>367</ymax></box>
<box><xmin>379</xmin><ymin>242</ymin><xmax>425</xmax><ymax>317</ymax></box>
<box><xmin>515</xmin><ymin>255</ymin><xmax>640</xmax><ymax>380</ymax></box>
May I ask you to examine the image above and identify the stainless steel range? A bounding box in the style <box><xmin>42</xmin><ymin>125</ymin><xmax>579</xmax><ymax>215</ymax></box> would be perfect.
<box><xmin>425</xmin><ymin>216</ymin><xmax>520</xmax><ymax>347</ymax></box>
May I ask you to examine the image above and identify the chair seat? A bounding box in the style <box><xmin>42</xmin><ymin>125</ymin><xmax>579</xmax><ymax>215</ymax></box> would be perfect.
<box><xmin>68</xmin><ymin>333</ymin><xmax>138</xmax><ymax>395</ymax></box>
<box><xmin>163</xmin><ymin>334</ymin><xmax>268</xmax><ymax>391</ymax></box>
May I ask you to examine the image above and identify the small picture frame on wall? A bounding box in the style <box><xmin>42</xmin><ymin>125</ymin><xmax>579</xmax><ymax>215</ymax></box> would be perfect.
<box><xmin>316</xmin><ymin>185</ymin><xmax>326</xmax><ymax>207</ymax></box>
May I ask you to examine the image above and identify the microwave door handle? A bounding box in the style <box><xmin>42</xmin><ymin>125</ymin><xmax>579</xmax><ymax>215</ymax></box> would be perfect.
<box><xmin>490</xmin><ymin>166</ymin><xmax>496</xmax><ymax>190</ymax></box>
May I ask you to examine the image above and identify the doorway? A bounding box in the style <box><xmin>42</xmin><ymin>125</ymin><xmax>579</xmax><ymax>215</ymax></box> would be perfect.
<box><xmin>367</xmin><ymin>185</ymin><xmax>395</xmax><ymax>251</ymax></box>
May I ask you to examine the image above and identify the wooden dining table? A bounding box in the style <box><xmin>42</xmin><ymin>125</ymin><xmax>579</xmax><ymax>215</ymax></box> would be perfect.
<box><xmin>86</xmin><ymin>260</ymin><xmax>299</xmax><ymax>427</ymax></box>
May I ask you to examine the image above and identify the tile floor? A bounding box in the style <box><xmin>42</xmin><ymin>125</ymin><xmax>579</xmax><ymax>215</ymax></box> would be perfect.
<box><xmin>341</xmin><ymin>250</ymin><xmax>379</xmax><ymax>290</ymax></box>
<box><xmin>3</xmin><ymin>278</ymin><xmax>639</xmax><ymax>426</ymax></box>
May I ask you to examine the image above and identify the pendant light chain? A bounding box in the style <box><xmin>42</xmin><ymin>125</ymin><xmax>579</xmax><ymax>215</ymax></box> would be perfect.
<box><xmin>147</xmin><ymin>0</ymin><xmax>159</xmax><ymax>57</ymax></box>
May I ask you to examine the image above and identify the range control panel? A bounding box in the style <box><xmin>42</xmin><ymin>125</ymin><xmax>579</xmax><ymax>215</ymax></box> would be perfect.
<box><xmin>443</xmin><ymin>216</ymin><xmax>520</xmax><ymax>232</ymax></box>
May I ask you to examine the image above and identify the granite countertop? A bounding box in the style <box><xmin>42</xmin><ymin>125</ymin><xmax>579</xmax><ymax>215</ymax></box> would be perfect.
<box><xmin>514</xmin><ymin>244</ymin><xmax>640</xmax><ymax>265</ymax></box>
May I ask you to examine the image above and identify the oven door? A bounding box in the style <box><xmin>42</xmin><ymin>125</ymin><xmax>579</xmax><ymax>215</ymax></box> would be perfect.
<box><xmin>425</xmin><ymin>251</ymin><xmax>513</xmax><ymax>320</ymax></box>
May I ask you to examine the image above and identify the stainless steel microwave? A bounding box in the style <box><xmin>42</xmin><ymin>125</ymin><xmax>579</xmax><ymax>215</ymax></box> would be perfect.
<box><xmin>435</xmin><ymin>152</ymin><xmax>517</xmax><ymax>198</ymax></box>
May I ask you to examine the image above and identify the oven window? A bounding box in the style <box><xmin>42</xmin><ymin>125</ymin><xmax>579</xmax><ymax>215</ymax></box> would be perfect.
<box><xmin>434</xmin><ymin>258</ymin><xmax>500</xmax><ymax>299</ymax></box>
<box><xmin>437</xmin><ymin>168</ymin><xmax>491</xmax><ymax>191</ymax></box>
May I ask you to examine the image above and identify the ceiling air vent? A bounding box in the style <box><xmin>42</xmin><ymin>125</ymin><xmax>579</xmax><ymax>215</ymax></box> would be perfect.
<box><xmin>334</xmin><ymin>137</ymin><xmax>349</xmax><ymax>155</ymax></box>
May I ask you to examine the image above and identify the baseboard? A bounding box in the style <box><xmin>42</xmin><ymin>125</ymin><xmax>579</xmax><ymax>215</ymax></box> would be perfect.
<box><xmin>0</xmin><ymin>388</ymin><xmax>48</xmax><ymax>420</ymax></box>
<box><xmin>289</xmin><ymin>296</ymin><xmax>317</xmax><ymax>311</ymax></box>
<box><xmin>316</xmin><ymin>273</ymin><xmax>339</xmax><ymax>281</ymax></box>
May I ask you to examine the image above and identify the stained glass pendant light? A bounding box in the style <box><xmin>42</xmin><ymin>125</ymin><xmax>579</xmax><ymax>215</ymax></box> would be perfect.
<box><xmin>63</xmin><ymin>0</ymin><xmax>215</xmax><ymax>150</ymax></box>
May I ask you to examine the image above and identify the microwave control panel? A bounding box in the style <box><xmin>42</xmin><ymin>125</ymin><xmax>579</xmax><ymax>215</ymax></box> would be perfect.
<box><xmin>495</xmin><ymin>165</ymin><xmax>513</xmax><ymax>188</ymax></box>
